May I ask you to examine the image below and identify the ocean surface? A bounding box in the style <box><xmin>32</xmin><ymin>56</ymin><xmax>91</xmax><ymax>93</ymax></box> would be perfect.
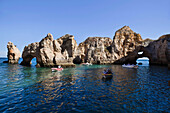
<box><xmin>0</xmin><ymin>58</ymin><xmax>169</xmax><ymax>113</ymax></box>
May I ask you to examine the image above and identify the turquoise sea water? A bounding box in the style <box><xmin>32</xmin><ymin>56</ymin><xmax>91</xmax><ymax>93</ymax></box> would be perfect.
<box><xmin>0</xmin><ymin>58</ymin><xmax>169</xmax><ymax>113</ymax></box>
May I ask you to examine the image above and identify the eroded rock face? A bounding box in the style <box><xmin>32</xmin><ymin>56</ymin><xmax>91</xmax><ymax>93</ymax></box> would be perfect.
<box><xmin>143</xmin><ymin>34</ymin><xmax>170</xmax><ymax>65</ymax></box>
<box><xmin>21</xmin><ymin>33</ymin><xmax>74</xmax><ymax>67</ymax></box>
<box><xmin>57</xmin><ymin>34</ymin><xmax>77</xmax><ymax>58</ymax></box>
<box><xmin>111</xmin><ymin>26</ymin><xmax>143</xmax><ymax>62</ymax></box>
<box><xmin>142</xmin><ymin>38</ymin><xmax>154</xmax><ymax>47</ymax></box>
<box><xmin>20</xmin><ymin>26</ymin><xmax>169</xmax><ymax>67</ymax></box>
<box><xmin>74</xmin><ymin>37</ymin><xmax>112</xmax><ymax>64</ymax></box>
<box><xmin>36</xmin><ymin>33</ymin><xmax>55</xmax><ymax>67</ymax></box>
<box><xmin>20</xmin><ymin>42</ymin><xmax>39</xmax><ymax>66</ymax></box>
<box><xmin>111</xmin><ymin>26</ymin><xmax>170</xmax><ymax>66</ymax></box>
<box><xmin>7</xmin><ymin>42</ymin><xmax>21</xmax><ymax>64</ymax></box>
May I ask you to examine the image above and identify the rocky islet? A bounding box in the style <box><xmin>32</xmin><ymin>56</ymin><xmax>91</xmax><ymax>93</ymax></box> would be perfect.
<box><xmin>3</xmin><ymin>42</ymin><xmax>21</xmax><ymax>64</ymax></box>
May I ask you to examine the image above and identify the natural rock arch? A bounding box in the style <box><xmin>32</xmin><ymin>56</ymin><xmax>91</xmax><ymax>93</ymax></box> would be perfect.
<box><xmin>20</xmin><ymin>42</ymin><xmax>39</xmax><ymax>66</ymax></box>
<box><xmin>136</xmin><ymin>56</ymin><xmax>149</xmax><ymax>65</ymax></box>
<box><xmin>20</xmin><ymin>33</ymin><xmax>75</xmax><ymax>67</ymax></box>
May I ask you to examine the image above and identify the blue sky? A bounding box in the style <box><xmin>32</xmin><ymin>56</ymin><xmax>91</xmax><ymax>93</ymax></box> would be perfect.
<box><xmin>0</xmin><ymin>0</ymin><xmax>170</xmax><ymax>57</ymax></box>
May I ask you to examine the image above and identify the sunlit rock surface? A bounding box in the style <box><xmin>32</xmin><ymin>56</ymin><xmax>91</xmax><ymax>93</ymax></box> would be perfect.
<box><xmin>21</xmin><ymin>33</ymin><xmax>75</xmax><ymax>67</ymax></box>
<box><xmin>6</xmin><ymin>42</ymin><xmax>21</xmax><ymax>64</ymax></box>
<box><xmin>19</xmin><ymin>26</ymin><xmax>169</xmax><ymax>67</ymax></box>
<box><xmin>74</xmin><ymin>37</ymin><xmax>112</xmax><ymax>64</ymax></box>
<box><xmin>111</xmin><ymin>26</ymin><xmax>144</xmax><ymax>62</ymax></box>
<box><xmin>57</xmin><ymin>34</ymin><xmax>78</xmax><ymax>58</ymax></box>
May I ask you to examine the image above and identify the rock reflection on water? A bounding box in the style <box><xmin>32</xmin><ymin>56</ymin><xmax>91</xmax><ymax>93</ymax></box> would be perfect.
<box><xmin>0</xmin><ymin>62</ymin><xmax>169</xmax><ymax>113</ymax></box>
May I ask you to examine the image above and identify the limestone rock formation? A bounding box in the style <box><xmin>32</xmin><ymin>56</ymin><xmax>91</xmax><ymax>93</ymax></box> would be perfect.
<box><xmin>21</xmin><ymin>33</ymin><xmax>74</xmax><ymax>67</ymax></box>
<box><xmin>74</xmin><ymin>37</ymin><xmax>112</xmax><ymax>64</ymax></box>
<box><xmin>19</xmin><ymin>26</ymin><xmax>169</xmax><ymax>68</ymax></box>
<box><xmin>20</xmin><ymin>42</ymin><xmax>39</xmax><ymax>66</ymax></box>
<box><xmin>122</xmin><ymin>35</ymin><xmax>170</xmax><ymax>66</ymax></box>
<box><xmin>111</xmin><ymin>26</ymin><xmax>170</xmax><ymax>66</ymax></box>
<box><xmin>57</xmin><ymin>34</ymin><xmax>77</xmax><ymax>58</ymax></box>
<box><xmin>143</xmin><ymin>34</ymin><xmax>170</xmax><ymax>65</ymax></box>
<box><xmin>6</xmin><ymin>42</ymin><xmax>21</xmax><ymax>64</ymax></box>
<box><xmin>142</xmin><ymin>38</ymin><xmax>154</xmax><ymax>47</ymax></box>
<box><xmin>111</xmin><ymin>26</ymin><xmax>144</xmax><ymax>63</ymax></box>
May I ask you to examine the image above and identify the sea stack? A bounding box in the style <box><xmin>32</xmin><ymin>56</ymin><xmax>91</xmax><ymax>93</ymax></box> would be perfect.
<box><xmin>6</xmin><ymin>41</ymin><xmax>21</xmax><ymax>64</ymax></box>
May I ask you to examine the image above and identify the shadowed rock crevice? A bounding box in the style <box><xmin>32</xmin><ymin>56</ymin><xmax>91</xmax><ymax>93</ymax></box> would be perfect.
<box><xmin>73</xmin><ymin>56</ymin><xmax>82</xmax><ymax>64</ymax></box>
<box><xmin>57</xmin><ymin>34</ymin><xmax>77</xmax><ymax>58</ymax></box>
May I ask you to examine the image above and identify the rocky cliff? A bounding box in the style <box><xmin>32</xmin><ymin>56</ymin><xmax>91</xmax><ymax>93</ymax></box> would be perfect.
<box><xmin>20</xmin><ymin>42</ymin><xmax>39</xmax><ymax>66</ymax></box>
<box><xmin>111</xmin><ymin>26</ymin><xmax>144</xmax><ymax>64</ymax></box>
<box><xmin>21</xmin><ymin>33</ymin><xmax>75</xmax><ymax>67</ymax></box>
<box><xmin>143</xmin><ymin>34</ymin><xmax>170</xmax><ymax>65</ymax></box>
<box><xmin>57</xmin><ymin>34</ymin><xmax>77</xmax><ymax>58</ymax></box>
<box><xmin>18</xmin><ymin>26</ymin><xmax>170</xmax><ymax>67</ymax></box>
<box><xmin>6</xmin><ymin>42</ymin><xmax>21</xmax><ymax>64</ymax></box>
<box><xmin>111</xmin><ymin>26</ymin><xmax>169</xmax><ymax>66</ymax></box>
<box><xmin>73</xmin><ymin>37</ymin><xmax>112</xmax><ymax>64</ymax></box>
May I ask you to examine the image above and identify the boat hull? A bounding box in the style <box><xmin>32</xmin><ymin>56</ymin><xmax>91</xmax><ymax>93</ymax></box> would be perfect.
<box><xmin>51</xmin><ymin>68</ymin><xmax>63</xmax><ymax>71</ymax></box>
<box><xmin>82</xmin><ymin>63</ymin><xmax>92</xmax><ymax>65</ymax></box>
<box><xmin>102</xmin><ymin>74</ymin><xmax>113</xmax><ymax>79</ymax></box>
<box><xmin>122</xmin><ymin>65</ymin><xmax>138</xmax><ymax>69</ymax></box>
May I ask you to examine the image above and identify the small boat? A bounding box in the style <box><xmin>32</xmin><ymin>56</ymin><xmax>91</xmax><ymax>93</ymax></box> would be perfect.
<box><xmin>51</xmin><ymin>68</ymin><xmax>63</xmax><ymax>72</ymax></box>
<box><xmin>82</xmin><ymin>62</ymin><xmax>92</xmax><ymax>65</ymax></box>
<box><xmin>122</xmin><ymin>64</ymin><xmax>138</xmax><ymax>68</ymax></box>
<box><xmin>102</xmin><ymin>73</ymin><xmax>113</xmax><ymax>79</ymax></box>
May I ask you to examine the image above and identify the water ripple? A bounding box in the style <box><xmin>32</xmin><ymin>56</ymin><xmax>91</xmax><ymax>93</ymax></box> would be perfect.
<box><xmin>0</xmin><ymin>60</ymin><xmax>169</xmax><ymax>112</ymax></box>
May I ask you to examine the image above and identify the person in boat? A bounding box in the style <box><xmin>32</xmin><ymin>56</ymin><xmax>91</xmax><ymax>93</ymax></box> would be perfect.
<box><xmin>103</xmin><ymin>69</ymin><xmax>107</xmax><ymax>74</ymax></box>
<box><xmin>106</xmin><ymin>69</ymin><xmax>112</xmax><ymax>74</ymax></box>
<box><xmin>103</xmin><ymin>69</ymin><xmax>112</xmax><ymax>74</ymax></box>
<box><xmin>58</xmin><ymin>65</ymin><xmax>61</xmax><ymax>68</ymax></box>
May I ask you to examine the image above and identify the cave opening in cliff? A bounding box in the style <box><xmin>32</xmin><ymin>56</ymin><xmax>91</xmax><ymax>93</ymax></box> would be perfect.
<box><xmin>31</xmin><ymin>57</ymin><xmax>37</xmax><ymax>66</ymax></box>
<box><xmin>137</xmin><ymin>51</ymin><xmax>149</xmax><ymax>65</ymax></box>
<box><xmin>136</xmin><ymin>57</ymin><xmax>149</xmax><ymax>66</ymax></box>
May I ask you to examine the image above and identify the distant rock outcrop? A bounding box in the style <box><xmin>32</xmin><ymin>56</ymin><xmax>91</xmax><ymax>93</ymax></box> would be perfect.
<box><xmin>21</xmin><ymin>33</ymin><xmax>75</xmax><ymax>67</ymax></box>
<box><xmin>74</xmin><ymin>37</ymin><xmax>112</xmax><ymax>64</ymax></box>
<box><xmin>6</xmin><ymin>42</ymin><xmax>21</xmax><ymax>64</ymax></box>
